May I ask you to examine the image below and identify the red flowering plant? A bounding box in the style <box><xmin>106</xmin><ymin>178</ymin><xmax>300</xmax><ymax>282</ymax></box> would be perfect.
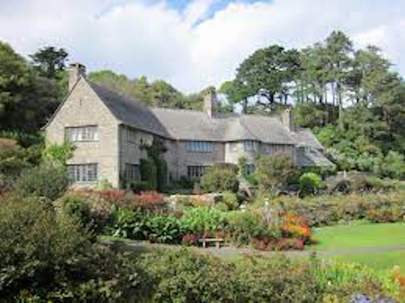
<box><xmin>280</xmin><ymin>213</ymin><xmax>312</xmax><ymax>243</ymax></box>
<box><xmin>132</xmin><ymin>191</ymin><xmax>167</xmax><ymax>212</ymax></box>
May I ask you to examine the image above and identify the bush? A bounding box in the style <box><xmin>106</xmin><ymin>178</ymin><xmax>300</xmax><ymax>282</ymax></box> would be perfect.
<box><xmin>299</xmin><ymin>172</ymin><xmax>322</xmax><ymax>196</ymax></box>
<box><xmin>0</xmin><ymin>196</ymin><xmax>148</xmax><ymax>302</ymax></box>
<box><xmin>201</xmin><ymin>163</ymin><xmax>239</xmax><ymax>193</ymax></box>
<box><xmin>255</xmin><ymin>154</ymin><xmax>295</xmax><ymax>193</ymax></box>
<box><xmin>109</xmin><ymin>208</ymin><xmax>148</xmax><ymax>239</ymax></box>
<box><xmin>15</xmin><ymin>162</ymin><xmax>69</xmax><ymax>201</ymax></box>
<box><xmin>225</xmin><ymin>210</ymin><xmax>267</xmax><ymax>245</ymax></box>
<box><xmin>138</xmin><ymin>249</ymin><xmax>401</xmax><ymax>302</ymax></box>
<box><xmin>146</xmin><ymin>214</ymin><xmax>184</xmax><ymax>244</ymax></box>
<box><xmin>272</xmin><ymin>191</ymin><xmax>405</xmax><ymax>227</ymax></box>
<box><xmin>180</xmin><ymin>207</ymin><xmax>226</xmax><ymax>236</ymax></box>
<box><xmin>140</xmin><ymin>158</ymin><xmax>157</xmax><ymax>190</ymax></box>
<box><xmin>220</xmin><ymin>191</ymin><xmax>239</xmax><ymax>210</ymax></box>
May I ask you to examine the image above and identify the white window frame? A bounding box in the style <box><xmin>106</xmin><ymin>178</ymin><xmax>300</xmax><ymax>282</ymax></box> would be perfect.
<box><xmin>67</xmin><ymin>163</ymin><xmax>98</xmax><ymax>183</ymax></box>
<box><xmin>65</xmin><ymin>126</ymin><xmax>99</xmax><ymax>142</ymax></box>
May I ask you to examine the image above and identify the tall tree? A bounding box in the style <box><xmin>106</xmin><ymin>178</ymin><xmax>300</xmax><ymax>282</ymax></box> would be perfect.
<box><xmin>30</xmin><ymin>46</ymin><xmax>68</xmax><ymax>79</ymax></box>
<box><xmin>324</xmin><ymin>31</ymin><xmax>353</xmax><ymax>129</ymax></box>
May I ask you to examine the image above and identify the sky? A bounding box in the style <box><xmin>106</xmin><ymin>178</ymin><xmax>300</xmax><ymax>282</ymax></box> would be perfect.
<box><xmin>0</xmin><ymin>0</ymin><xmax>404</xmax><ymax>93</ymax></box>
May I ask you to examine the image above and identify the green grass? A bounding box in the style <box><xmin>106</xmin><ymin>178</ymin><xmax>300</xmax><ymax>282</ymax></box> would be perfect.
<box><xmin>310</xmin><ymin>222</ymin><xmax>405</xmax><ymax>273</ymax></box>
<box><xmin>311</xmin><ymin>221</ymin><xmax>405</xmax><ymax>250</ymax></box>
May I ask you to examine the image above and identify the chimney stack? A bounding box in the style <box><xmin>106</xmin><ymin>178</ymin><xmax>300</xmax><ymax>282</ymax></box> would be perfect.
<box><xmin>68</xmin><ymin>63</ymin><xmax>86</xmax><ymax>91</ymax></box>
<box><xmin>281</xmin><ymin>107</ymin><xmax>295</xmax><ymax>131</ymax></box>
<box><xmin>203</xmin><ymin>87</ymin><xmax>217</xmax><ymax>118</ymax></box>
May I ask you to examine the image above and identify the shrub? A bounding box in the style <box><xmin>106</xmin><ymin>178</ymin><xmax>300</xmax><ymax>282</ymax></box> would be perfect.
<box><xmin>138</xmin><ymin>249</ymin><xmax>400</xmax><ymax>302</ymax></box>
<box><xmin>0</xmin><ymin>196</ymin><xmax>148</xmax><ymax>302</ymax></box>
<box><xmin>140</xmin><ymin>158</ymin><xmax>157</xmax><ymax>190</ymax></box>
<box><xmin>225</xmin><ymin>210</ymin><xmax>267</xmax><ymax>245</ymax></box>
<box><xmin>15</xmin><ymin>162</ymin><xmax>69</xmax><ymax>201</ymax></box>
<box><xmin>201</xmin><ymin>163</ymin><xmax>239</xmax><ymax>193</ymax></box>
<box><xmin>109</xmin><ymin>208</ymin><xmax>148</xmax><ymax>239</ymax></box>
<box><xmin>272</xmin><ymin>191</ymin><xmax>405</xmax><ymax>227</ymax></box>
<box><xmin>375</xmin><ymin>151</ymin><xmax>405</xmax><ymax>179</ymax></box>
<box><xmin>146</xmin><ymin>214</ymin><xmax>184</xmax><ymax>244</ymax></box>
<box><xmin>280</xmin><ymin>213</ymin><xmax>312</xmax><ymax>243</ymax></box>
<box><xmin>180</xmin><ymin>207</ymin><xmax>226</xmax><ymax>236</ymax></box>
<box><xmin>299</xmin><ymin>172</ymin><xmax>322</xmax><ymax>196</ymax></box>
<box><xmin>255</xmin><ymin>154</ymin><xmax>295</xmax><ymax>193</ymax></box>
<box><xmin>221</xmin><ymin>191</ymin><xmax>239</xmax><ymax>210</ymax></box>
<box><xmin>132</xmin><ymin>191</ymin><xmax>166</xmax><ymax>211</ymax></box>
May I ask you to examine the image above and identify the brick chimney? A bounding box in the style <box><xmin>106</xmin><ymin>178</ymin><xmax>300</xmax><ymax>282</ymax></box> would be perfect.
<box><xmin>68</xmin><ymin>63</ymin><xmax>86</xmax><ymax>91</ymax></box>
<box><xmin>281</xmin><ymin>107</ymin><xmax>295</xmax><ymax>131</ymax></box>
<box><xmin>203</xmin><ymin>88</ymin><xmax>217</xmax><ymax>118</ymax></box>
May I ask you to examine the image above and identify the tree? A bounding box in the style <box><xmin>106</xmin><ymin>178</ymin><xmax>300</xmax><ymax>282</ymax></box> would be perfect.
<box><xmin>221</xmin><ymin>45</ymin><xmax>300</xmax><ymax>113</ymax></box>
<box><xmin>30</xmin><ymin>46</ymin><xmax>68</xmax><ymax>79</ymax></box>
<box><xmin>0</xmin><ymin>41</ymin><xmax>60</xmax><ymax>132</ymax></box>
<box><xmin>324</xmin><ymin>31</ymin><xmax>353</xmax><ymax>129</ymax></box>
<box><xmin>255</xmin><ymin>154</ymin><xmax>295</xmax><ymax>193</ymax></box>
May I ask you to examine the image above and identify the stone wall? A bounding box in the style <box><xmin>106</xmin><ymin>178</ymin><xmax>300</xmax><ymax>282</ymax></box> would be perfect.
<box><xmin>45</xmin><ymin>78</ymin><xmax>120</xmax><ymax>187</ymax></box>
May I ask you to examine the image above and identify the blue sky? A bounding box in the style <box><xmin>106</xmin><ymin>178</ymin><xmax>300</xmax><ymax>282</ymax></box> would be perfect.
<box><xmin>0</xmin><ymin>0</ymin><xmax>403</xmax><ymax>92</ymax></box>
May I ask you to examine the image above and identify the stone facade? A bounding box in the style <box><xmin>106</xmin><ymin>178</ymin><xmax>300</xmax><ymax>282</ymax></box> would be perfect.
<box><xmin>45</xmin><ymin>77</ymin><xmax>120</xmax><ymax>187</ymax></box>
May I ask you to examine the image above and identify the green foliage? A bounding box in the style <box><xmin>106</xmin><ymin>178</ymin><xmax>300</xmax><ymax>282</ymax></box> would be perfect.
<box><xmin>0</xmin><ymin>41</ymin><xmax>61</xmax><ymax>132</ymax></box>
<box><xmin>299</xmin><ymin>172</ymin><xmax>322</xmax><ymax>196</ymax></box>
<box><xmin>225</xmin><ymin>210</ymin><xmax>267</xmax><ymax>245</ymax></box>
<box><xmin>42</xmin><ymin>141</ymin><xmax>74</xmax><ymax>164</ymax></box>
<box><xmin>15</xmin><ymin>162</ymin><xmax>69</xmax><ymax>201</ymax></box>
<box><xmin>139</xmin><ymin>249</ymin><xmax>400</xmax><ymax>302</ymax></box>
<box><xmin>110</xmin><ymin>208</ymin><xmax>148</xmax><ymax>240</ymax></box>
<box><xmin>255</xmin><ymin>154</ymin><xmax>295</xmax><ymax>193</ymax></box>
<box><xmin>0</xmin><ymin>196</ymin><xmax>148</xmax><ymax>302</ymax></box>
<box><xmin>220</xmin><ymin>191</ymin><xmax>239</xmax><ymax>210</ymax></box>
<box><xmin>200</xmin><ymin>163</ymin><xmax>239</xmax><ymax>193</ymax></box>
<box><xmin>146</xmin><ymin>215</ymin><xmax>184</xmax><ymax>244</ymax></box>
<box><xmin>140</xmin><ymin>158</ymin><xmax>157</xmax><ymax>190</ymax></box>
<box><xmin>376</xmin><ymin>151</ymin><xmax>405</xmax><ymax>179</ymax></box>
<box><xmin>88</xmin><ymin>70</ymin><xmax>204</xmax><ymax>110</ymax></box>
<box><xmin>180</xmin><ymin>207</ymin><xmax>225</xmax><ymax>235</ymax></box>
<box><xmin>273</xmin><ymin>191</ymin><xmax>405</xmax><ymax>227</ymax></box>
<box><xmin>29</xmin><ymin>46</ymin><xmax>68</xmax><ymax>79</ymax></box>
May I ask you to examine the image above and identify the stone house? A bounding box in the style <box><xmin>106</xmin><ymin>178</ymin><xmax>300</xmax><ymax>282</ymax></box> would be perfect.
<box><xmin>44</xmin><ymin>63</ymin><xmax>333</xmax><ymax>188</ymax></box>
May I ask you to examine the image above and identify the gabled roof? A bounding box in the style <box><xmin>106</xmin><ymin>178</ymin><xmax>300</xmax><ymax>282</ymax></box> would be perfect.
<box><xmin>88</xmin><ymin>81</ymin><xmax>296</xmax><ymax>144</ymax></box>
<box><xmin>47</xmin><ymin>77</ymin><xmax>320</xmax><ymax>147</ymax></box>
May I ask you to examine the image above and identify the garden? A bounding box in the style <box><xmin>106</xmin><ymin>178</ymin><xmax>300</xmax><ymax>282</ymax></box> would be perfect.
<box><xmin>0</xmin><ymin>143</ymin><xmax>405</xmax><ymax>302</ymax></box>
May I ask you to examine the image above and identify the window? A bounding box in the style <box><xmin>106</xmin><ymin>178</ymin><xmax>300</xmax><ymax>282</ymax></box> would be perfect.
<box><xmin>243</xmin><ymin>140</ymin><xmax>257</xmax><ymax>152</ymax></box>
<box><xmin>185</xmin><ymin>141</ymin><xmax>214</xmax><ymax>153</ymax></box>
<box><xmin>65</xmin><ymin>126</ymin><xmax>98</xmax><ymax>142</ymax></box>
<box><xmin>124</xmin><ymin>163</ymin><xmax>140</xmax><ymax>181</ymax></box>
<box><xmin>67</xmin><ymin>164</ymin><xmax>98</xmax><ymax>182</ymax></box>
<box><xmin>187</xmin><ymin>166</ymin><xmax>208</xmax><ymax>179</ymax></box>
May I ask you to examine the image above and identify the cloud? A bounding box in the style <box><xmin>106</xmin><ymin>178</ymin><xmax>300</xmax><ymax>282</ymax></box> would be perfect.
<box><xmin>0</xmin><ymin>0</ymin><xmax>404</xmax><ymax>93</ymax></box>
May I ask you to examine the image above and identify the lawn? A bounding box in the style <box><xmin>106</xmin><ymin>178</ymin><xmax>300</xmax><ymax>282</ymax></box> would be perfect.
<box><xmin>310</xmin><ymin>222</ymin><xmax>405</xmax><ymax>273</ymax></box>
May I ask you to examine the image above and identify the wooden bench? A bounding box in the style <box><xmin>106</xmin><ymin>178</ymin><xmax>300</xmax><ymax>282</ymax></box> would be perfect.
<box><xmin>198</xmin><ymin>238</ymin><xmax>224</xmax><ymax>249</ymax></box>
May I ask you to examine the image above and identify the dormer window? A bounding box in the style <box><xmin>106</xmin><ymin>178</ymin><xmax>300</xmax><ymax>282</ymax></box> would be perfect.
<box><xmin>65</xmin><ymin>126</ymin><xmax>98</xmax><ymax>142</ymax></box>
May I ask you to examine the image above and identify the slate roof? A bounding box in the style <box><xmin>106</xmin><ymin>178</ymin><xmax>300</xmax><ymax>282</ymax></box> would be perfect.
<box><xmin>87</xmin><ymin>80</ymin><xmax>333</xmax><ymax>153</ymax></box>
<box><xmin>291</xmin><ymin>128</ymin><xmax>324</xmax><ymax>150</ymax></box>
<box><xmin>90</xmin><ymin>80</ymin><xmax>296</xmax><ymax>144</ymax></box>
<box><xmin>296</xmin><ymin>147</ymin><xmax>335</xmax><ymax>168</ymax></box>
